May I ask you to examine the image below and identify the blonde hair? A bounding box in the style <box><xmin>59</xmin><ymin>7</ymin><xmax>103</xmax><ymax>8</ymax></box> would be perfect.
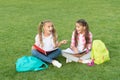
<box><xmin>38</xmin><ymin>20</ymin><xmax>57</xmax><ymax>48</ymax></box>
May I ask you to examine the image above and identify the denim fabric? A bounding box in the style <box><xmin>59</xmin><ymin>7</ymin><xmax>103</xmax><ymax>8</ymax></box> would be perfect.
<box><xmin>31</xmin><ymin>48</ymin><xmax>61</xmax><ymax>63</ymax></box>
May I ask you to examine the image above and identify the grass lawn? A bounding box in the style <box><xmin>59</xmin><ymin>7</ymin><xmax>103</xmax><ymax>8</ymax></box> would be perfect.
<box><xmin>0</xmin><ymin>0</ymin><xmax>120</xmax><ymax>80</ymax></box>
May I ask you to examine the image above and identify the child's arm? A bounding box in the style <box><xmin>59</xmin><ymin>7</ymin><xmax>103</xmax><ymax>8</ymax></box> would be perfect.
<box><xmin>57</xmin><ymin>40</ymin><xmax>67</xmax><ymax>47</ymax></box>
<box><xmin>84</xmin><ymin>32</ymin><xmax>92</xmax><ymax>53</ymax></box>
<box><xmin>70</xmin><ymin>31</ymin><xmax>79</xmax><ymax>53</ymax></box>
<box><xmin>32</xmin><ymin>34</ymin><xmax>41</xmax><ymax>50</ymax></box>
<box><xmin>86</xmin><ymin>32</ymin><xmax>92</xmax><ymax>50</ymax></box>
<box><xmin>70</xmin><ymin>46</ymin><xmax>79</xmax><ymax>53</ymax></box>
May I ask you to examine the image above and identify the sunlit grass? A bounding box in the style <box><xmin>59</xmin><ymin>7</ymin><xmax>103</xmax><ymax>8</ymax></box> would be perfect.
<box><xmin>0</xmin><ymin>0</ymin><xmax>120</xmax><ymax>80</ymax></box>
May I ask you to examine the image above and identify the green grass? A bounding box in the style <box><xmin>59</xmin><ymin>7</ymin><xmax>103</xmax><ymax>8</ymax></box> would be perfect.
<box><xmin>0</xmin><ymin>0</ymin><xmax>120</xmax><ymax>80</ymax></box>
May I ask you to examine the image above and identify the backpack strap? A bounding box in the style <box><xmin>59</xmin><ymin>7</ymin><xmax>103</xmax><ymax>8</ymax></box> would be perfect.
<box><xmin>34</xmin><ymin>62</ymin><xmax>48</xmax><ymax>71</ymax></box>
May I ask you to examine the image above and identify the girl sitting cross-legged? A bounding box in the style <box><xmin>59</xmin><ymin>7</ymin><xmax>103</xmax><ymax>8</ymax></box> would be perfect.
<box><xmin>31</xmin><ymin>20</ymin><xmax>67</xmax><ymax>68</ymax></box>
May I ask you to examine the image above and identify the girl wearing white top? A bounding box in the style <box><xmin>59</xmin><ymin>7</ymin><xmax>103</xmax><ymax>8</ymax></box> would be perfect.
<box><xmin>31</xmin><ymin>20</ymin><xmax>67</xmax><ymax>68</ymax></box>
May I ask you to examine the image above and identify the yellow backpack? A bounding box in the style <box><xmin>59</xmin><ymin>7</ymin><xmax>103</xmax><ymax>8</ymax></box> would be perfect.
<box><xmin>91</xmin><ymin>40</ymin><xmax>110</xmax><ymax>64</ymax></box>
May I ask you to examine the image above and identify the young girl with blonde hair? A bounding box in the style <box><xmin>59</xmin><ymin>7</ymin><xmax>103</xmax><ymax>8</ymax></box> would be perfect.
<box><xmin>32</xmin><ymin>20</ymin><xmax>67</xmax><ymax>68</ymax></box>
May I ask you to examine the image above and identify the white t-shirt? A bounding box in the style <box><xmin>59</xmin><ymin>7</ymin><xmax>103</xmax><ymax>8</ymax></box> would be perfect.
<box><xmin>35</xmin><ymin>34</ymin><xmax>55</xmax><ymax>51</ymax></box>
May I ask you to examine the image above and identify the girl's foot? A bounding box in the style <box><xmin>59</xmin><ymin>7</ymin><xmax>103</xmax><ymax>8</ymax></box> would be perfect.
<box><xmin>52</xmin><ymin>60</ymin><xmax>62</xmax><ymax>68</ymax></box>
<box><xmin>66</xmin><ymin>58</ymin><xmax>72</xmax><ymax>63</ymax></box>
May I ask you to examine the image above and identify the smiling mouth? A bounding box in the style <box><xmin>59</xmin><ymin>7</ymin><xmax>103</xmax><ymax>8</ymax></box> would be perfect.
<box><xmin>77</xmin><ymin>30</ymin><xmax>80</xmax><ymax>32</ymax></box>
<box><xmin>49</xmin><ymin>30</ymin><xmax>52</xmax><ymax>33</ymax></box>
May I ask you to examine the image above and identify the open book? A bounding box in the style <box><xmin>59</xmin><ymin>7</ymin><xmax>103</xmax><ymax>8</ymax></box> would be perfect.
<box><xmin>62</xmin><ymin>48</ymin><xmax>87</xmax><ymax>54</ymax></box>
<box><xmin>33</xmin><ymin>44</ymin><xmax>58</xmax><ymax>55</ymax></box>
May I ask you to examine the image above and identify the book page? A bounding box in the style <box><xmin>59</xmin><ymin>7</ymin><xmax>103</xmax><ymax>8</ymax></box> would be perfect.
<box><xmin>62</xmin><ymin>48</ymin><xmax>87</xmax><ymax>54</ymax></box>
<box><xmin>46</xmin><ymin>48</ymin><xmax>58</xmax><ymax>52</ymax></box>
<box><xmin>62</xmin><ymin>48</ymin><xmax>74</xmax><ymax>54</ymax></box>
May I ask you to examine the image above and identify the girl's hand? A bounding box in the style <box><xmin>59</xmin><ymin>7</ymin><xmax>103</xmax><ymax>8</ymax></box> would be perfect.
<box><xmin>57</xmin><ymin>40</ymin><xmax>67</xmax><ymax>47</ymax></box>
<box><xmin>70</xmin><ymin>46</ymin><xmax>79</xmax><ymax>53</ymax></box>
<box><xmin>60</xmin><ymin>40</ymin><xmax>67</xmax><ymax>45</ymax></box>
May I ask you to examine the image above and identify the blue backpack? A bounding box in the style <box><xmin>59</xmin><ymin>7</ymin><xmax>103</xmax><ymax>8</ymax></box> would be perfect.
<box><xmin>16</xmin><ymin>56</ymin><xmax>48</xmax><ymax>72</ymax></box>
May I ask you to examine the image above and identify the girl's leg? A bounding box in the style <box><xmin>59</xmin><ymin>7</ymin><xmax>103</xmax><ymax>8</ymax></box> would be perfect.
<box><xmin>62</xmin><ymin>52</ymin><xmax>79</xmax><ymax>62</ymax></box>
<box><xmin>47</xmin><ymin>48</ymin><xmax>61</xmax><ymax>59</ymax></box>
<box><xmin>78</xmin><ymin>52</ymin><xmax>91</xmax><ymax>63</ymax></box>
<box><xmin>47</xmin><ymin>48</ymin><xmax>62</xmax><ymax>68</ymax></box>
<box><xmin>79</xmin><ymin>52</ymin><xmax>91</xmax><ymax>60</ymax></box>
<box><xmin>31</xmin><ymin>49</ymin><xmax>52</xmax><ymax>63</ymax></box>
<box><xmin>62</xmin><ymin>51</ymin><xmax>91</xmax><ymax>63</ymax></box>
<box><xmin>32</xmin><ymin>49</ymin><xmax>62</xmax><ymax>68</ymax></box>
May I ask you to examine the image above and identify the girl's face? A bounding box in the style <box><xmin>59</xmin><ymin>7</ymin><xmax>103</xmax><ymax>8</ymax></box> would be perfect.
<box><xmin>75</xmin><ymin>23</ymin><xmax>85</xmax><ymax>34</ymax></box>
<box><xmin>43</xmin><ymin>22</ymin><xmax>53</xmax><ymax>35</ymax></box>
